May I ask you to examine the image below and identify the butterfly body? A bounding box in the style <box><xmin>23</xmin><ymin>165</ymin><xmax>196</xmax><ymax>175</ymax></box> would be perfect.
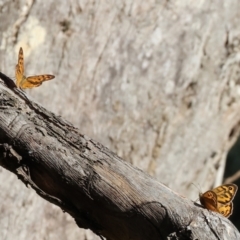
<box><xmin>199</xmin><ymin>184</ymin><xmax>238</xmax><ymax>218</ymax></box>
<box><xmin>15</xmin><ymin>47</ymin><xmax>55</xmax><ymax>89</ymax></box>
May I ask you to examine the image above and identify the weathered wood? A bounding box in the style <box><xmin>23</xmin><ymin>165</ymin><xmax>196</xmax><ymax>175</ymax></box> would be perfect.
<box><xmin>0</xmin><ymin>74</ymin><xmax>239</xmax><ymax>240</ymax></box>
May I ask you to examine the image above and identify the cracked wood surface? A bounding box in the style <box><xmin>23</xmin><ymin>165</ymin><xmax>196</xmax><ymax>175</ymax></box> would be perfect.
<box><xmin>0</xmin><ymin>76</ymin><xmax>239</xmax><ymax>240</ymax></box>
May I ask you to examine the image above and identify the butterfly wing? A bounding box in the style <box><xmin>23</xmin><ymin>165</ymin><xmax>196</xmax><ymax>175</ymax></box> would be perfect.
<box><xmin>199</xmin><ymin>191</ymin><xmax>218</xmax><ymax>212</ymax></box>
<box><xmin>217</xmin><ymin>203</ymin><xmax>233</xmax><ymax>218</ymax></box>
<box><xmin>15</xmin><ymin>47</ymin><xmax>25</xmax><ymax>88</ymax></box>
<box><xmin>199</xmin><ymin>191</ymin><xmax>233</xmax><ymax>217</ymax></box>
<box><xmin>20</xmin><ymin>75</ymin><xmax>55</xmax><ymax>89</ymax></box>
<box><xmin>212</xmin><ymin>184</ymin><xmax>238</xmax><ymax>204</ymax></box>
<box><xmin>18</xmin><ymin>47</ymin><xmax>24</xmax><ymax>73</ymax></box>
<box><xmin>200</xmin><ymin>184</ymin><xmax>238</xmax><ymax>218</ymax></box>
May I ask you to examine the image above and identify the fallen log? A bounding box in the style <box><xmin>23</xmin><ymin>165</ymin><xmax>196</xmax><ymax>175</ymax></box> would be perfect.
<box><xmin>0</xmin><ymin>72</ymin><xmax>239</xmax><ymax>240</ymax></box>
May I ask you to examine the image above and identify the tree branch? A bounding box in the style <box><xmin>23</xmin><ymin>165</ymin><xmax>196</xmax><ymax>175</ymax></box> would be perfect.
<box><xmin>0</xmin><ymin>73</ymin><xmax>239</xmax><ymax>240</ymax></box>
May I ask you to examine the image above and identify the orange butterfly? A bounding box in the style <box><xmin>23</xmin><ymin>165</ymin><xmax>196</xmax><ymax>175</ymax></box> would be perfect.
<box><xmin>15</xmin><ymin>47</ymin><xmax>55</xmax><ymax>89</ymax></box>
<box><xmin>199</xmin><ymin>184</ymin><xmax>238</xmax><ymax>218</ymax></box>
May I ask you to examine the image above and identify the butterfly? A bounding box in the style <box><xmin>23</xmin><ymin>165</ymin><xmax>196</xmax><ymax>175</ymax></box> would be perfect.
<box><xmin>15</xmin><ymin>47</ymin><xmax>55</xmax><ymax>89</ymax></box>
<box><xmin>199</xmin><ymin>184</ymin><xmax>238</xmax><ymax>218</ymax></box>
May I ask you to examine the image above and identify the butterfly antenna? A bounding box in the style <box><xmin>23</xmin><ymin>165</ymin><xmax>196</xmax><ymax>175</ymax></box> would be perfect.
<box><xmin>191</xmin><ymin>182</ymin><xmax>201</xmax><ymax>191</ymax></box>
<box><xmin>191</xmin><ymin>182</ymin><xmax>202</xmax><ymax>202</ymax></box>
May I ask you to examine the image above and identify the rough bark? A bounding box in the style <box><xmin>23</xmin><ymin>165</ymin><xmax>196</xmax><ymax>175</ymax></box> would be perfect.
<box><xmin>0</xmin><ymin>73</ymin><xmax>239</xmax><ymax>240</ymax></box>
<box><xmin>1</xmin><ymin>0</ymin><xmax>240</xmax><ymax>239</ymax></box>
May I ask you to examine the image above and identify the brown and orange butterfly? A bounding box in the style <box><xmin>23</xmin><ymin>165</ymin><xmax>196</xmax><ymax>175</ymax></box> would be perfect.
<box><xmin>15</xmin><ymin>47</ymin><xmax>55</xmax><ymax>89</ymax></box>
<box><xmin>199</xmin><ymin>184</ymin><xmax>238</xmax><ymax>218</ymax></box>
